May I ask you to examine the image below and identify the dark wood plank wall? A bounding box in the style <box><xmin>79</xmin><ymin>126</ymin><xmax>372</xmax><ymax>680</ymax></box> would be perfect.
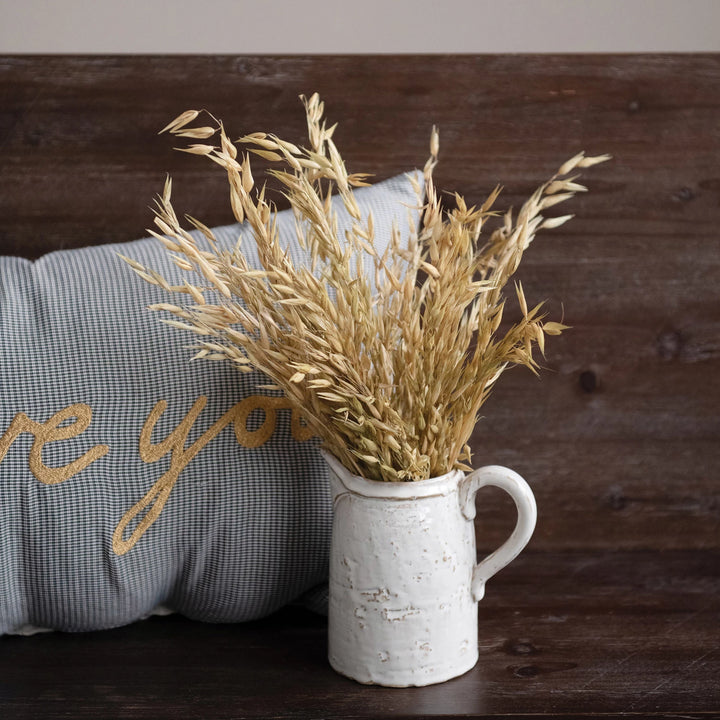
<box><xmin>1</xmin><ymin>55</ymin><xmax>718</xmax><ymax>558</ymax></box>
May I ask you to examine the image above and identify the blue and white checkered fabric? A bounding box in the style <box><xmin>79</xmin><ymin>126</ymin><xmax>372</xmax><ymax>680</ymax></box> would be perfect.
<box><xmin>0</xmin><ymin>172</ymin><xmax>421</xmax><ymax>634</ymax></box>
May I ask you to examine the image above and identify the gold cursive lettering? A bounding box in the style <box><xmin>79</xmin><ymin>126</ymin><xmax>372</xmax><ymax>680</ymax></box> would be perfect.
<box><xmin>0</xmin><ymin>404</ymin><xmax>109</xmax><ymax>484</ymax></box>
<box><xmin>112</xmin><ymin>395</ymin><xmax>313</xmax><ymax>556</ymax></box>
<box><xmin>0</xmin><ymin>396</ymin><xmax>313</xmax><ymax>554</ymax></box>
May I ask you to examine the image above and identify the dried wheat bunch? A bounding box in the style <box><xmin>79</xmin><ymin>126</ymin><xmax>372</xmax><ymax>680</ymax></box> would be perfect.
<box><xmin>123</xmin><ymin>94</ymin><xmax>608</xmax><ymax>482</ymax></box>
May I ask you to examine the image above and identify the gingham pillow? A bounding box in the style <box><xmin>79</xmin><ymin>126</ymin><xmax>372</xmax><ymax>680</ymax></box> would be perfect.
<box><xmin>0</xmin><ymin>172</ymin><xmax>420</xmax><ymax>635</ymax></box>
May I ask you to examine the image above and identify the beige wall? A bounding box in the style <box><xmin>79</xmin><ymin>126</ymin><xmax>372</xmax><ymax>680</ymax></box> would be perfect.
<box><xmin>1</xmin><ymin>0</ymin><xmax>719</xmax><ymax>53</ymax></box>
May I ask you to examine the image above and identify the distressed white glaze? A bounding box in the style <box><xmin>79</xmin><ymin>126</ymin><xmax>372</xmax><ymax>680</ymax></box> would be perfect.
<box><xmin>324</xmin><ymin>451</ymin><xmax>537</xmax><ymax>687</ymax></box>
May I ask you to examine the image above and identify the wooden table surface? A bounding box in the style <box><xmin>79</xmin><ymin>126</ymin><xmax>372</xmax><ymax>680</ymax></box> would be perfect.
<box><xmin>1</xmin><ymin>551</ymin><xmax>718</xmax><ymax>719</ymax></box>
<box><xmin>1</xmin><ymin>55</ymin><xmax>718</xmax><ymax>718</ymax></box>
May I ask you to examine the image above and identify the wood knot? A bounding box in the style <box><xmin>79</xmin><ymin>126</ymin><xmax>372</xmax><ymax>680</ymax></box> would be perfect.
<box><xmin>672</xmin><ymin>186</ymin><xmax>696</xmax><ymax>203</ymax></box>
<box><xmin>504</xmin><ymin>639</ymin><xmax>539</xmax><ymax>656</ymax></box>
<box><xmin>579</xmin><ymin>370</ymin><xmax>598</xmax><ymax>393</ymax></box>
<box><xmin>509</xmin><ymin>661</ymin><xmax>578</xmax><ymax>678</ymax></box>
<box><xmin>606</xmin><ymin>484</ymin><xmax>628</xmax><ymax>511</ymax></box>
<box><xmin>656</xmin><ymin>329</ymin><xmax>683</xmax><ymax>361</ymax></box>
<box><xmin>512</xmin><ymin>664</ymin><xmax>540</xmax><ymax>678</ymax></box>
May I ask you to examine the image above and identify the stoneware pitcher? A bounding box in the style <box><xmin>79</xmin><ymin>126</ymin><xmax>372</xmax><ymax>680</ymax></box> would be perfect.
<box><xmin>323</xmin><ymin>451</ymin><xmax>537</xmax><ymax>687</ymax></box>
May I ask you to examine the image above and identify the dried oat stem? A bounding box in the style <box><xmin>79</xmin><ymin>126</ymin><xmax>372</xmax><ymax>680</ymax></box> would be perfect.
<box><xmin>126</xmin><ymin>94</ymin><xmax>609</xmax><ymax>481</ymax></box>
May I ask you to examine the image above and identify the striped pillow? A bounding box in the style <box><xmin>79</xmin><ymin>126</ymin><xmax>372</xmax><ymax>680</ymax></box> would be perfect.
<box><xmin>0</xmin><ymin>172</ymin><xmax>420</xmax><ymax>634</ymax></box>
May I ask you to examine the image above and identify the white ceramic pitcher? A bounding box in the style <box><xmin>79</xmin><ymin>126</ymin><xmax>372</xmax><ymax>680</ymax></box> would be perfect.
<box><xmin>323</xmin><ymin>451</ymin><xmax>537</xmax><ymax>687</ymax></box>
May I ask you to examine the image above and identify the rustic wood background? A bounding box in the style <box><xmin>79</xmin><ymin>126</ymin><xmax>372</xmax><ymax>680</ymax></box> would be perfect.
<box><xmin>1</xmin><ymin>55</ymin><xmax>718</xmax><ymax>718</ymax></box>
<box><xmin>1</xmin><ymin>54</ymin><xmax>717</xmax><ymax>552</ymax></box>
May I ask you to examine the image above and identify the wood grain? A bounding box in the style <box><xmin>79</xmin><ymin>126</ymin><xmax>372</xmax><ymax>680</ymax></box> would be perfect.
<box><xmin>0</xmin><ymin>551</ymin><xmax>717</xmax><ymax>719</ymax></box>
<box><xmin>2</xmin><ymin>55</ymin><xmax>717</xmax><ymax>551</ymax></box>
<box><xmin>1</xmin><ymin>53</ymin><xmax>719</xmax><ymax>720</ymax></box>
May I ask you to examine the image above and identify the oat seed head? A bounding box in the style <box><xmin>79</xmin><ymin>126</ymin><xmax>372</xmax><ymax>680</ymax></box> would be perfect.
<box><xmin>127</xmin><ymin>95</ymin><xmax>609</xmax><ymax>481</ymax></box>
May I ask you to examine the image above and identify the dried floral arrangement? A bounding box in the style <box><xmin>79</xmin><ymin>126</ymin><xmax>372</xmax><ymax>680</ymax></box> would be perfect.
<box><xmin>123</xmin><ymin>94</ymin><xmax>608</xmax><ymax>482</ymax></box>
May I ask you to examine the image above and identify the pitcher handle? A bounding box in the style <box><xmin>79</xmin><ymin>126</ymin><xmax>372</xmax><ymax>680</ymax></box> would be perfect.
<box><xmin>459</xmin><ymin>465</ymin><xmax>537</xmax><ymax>602</ymax></box>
